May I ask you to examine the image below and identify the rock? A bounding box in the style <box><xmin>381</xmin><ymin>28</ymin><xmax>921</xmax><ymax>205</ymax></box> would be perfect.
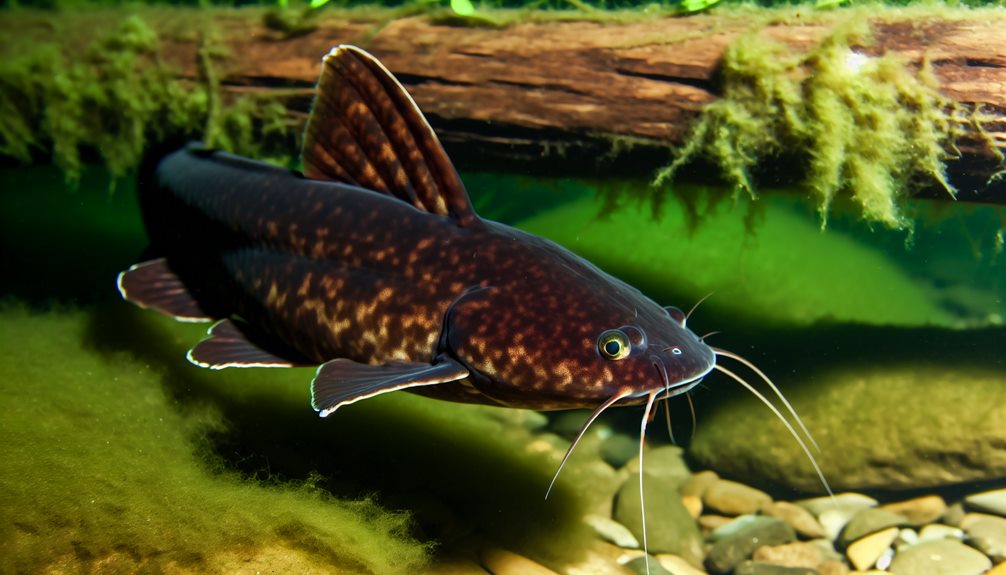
<box><xmin>917</xmin><ymin>523</ymin><xmax>964</xmax><ymax>542</ymax></box>
<box><xmin>600</xmin><ymin>433</ymin><xmax>639</xmax><ymax>469</ymax></box>
<box><xmin>564</xmin><ymin>541</ymin><xmax>641</xmax><ymax>575</ymax></box>
<box><xmin>988</xmin><ymin>562</ymin><xmax>1006</xmax><ymax>575</ymax></box>
<box><xmin>799</xmin><ymin>493</ymin><xmax>878</xmax><ymax>518</ymax></box>
<box><xmin>703</xmin><ymin>479</ymin><xmax>772</xmax><ymax>516</ymax></box>
<box><xmin>699</xmin><ymin>514</ymin><xmax>734</xmax><ymax>535</ymax></box>
<box><xmin>612</xmin><ymin>473</ymin><xmax>704</xmax><ymax>565</ymax></box>
<box><xmin>762</xmin><ymin>501</ymin><xmax>826</xmax><ymax>539</ymax></box>
<box><xmin>734</xmin><ymin>562</ymin><xmax>817</xmax><ymax>575</ymax></box>
<box><xmin>689</xmin><ymin>361</ymin><xmax>1006</xmax><ymax>491</ymax></box>
<box><xmin>585</xmin><ymin>514</ymin><xmax>640</xmax><ymax>549</ymax></box>
<box><xmin>817</xmin><ymin>509</ymin><xmax>853</xmax><ymax>542</ymax></box>
<box><xmin>965</xmin><ymin>488</ymin><xmax>1006</xmax><ymax>517</ymax></box>
<box><xmin>682</xmin><ymin>495</ymin><xmax>702</xmax><ymax>518</ymax></box>
<box><xmin>628</xmin><ymin>445</ymin><xmax>692</xmax><ymax>489</ymax></box>
<box><xmin>480</xmin><ymin>548</ymin><xmax>559</xmax><ymax>575</ymax></box>
<box><xmin>838</xmin><ymin>508</ymin><xmax>908</xmax><ymax>547</ymax></box>
<box><xmin>655</xmin><ymin>554</ymin><xmax>707</xmax><ymax>575</ymax></box>
<box><xmin>942</xmin><ymin>501</ymin><xmax>967</xmax><ymax>526</ymax></box>
<box><xmin>706</xmin><ymin>516</ymin><xmax>796</xmax><ymax>575</ymax></box>
<box><xmin>880</xmin><ymin>495</ymin><xmax>947</xmax><ymax>526</ymax></box>
<box><xmin>681</xmin><ymin>470</ymin><xmax>719</xmax><ymax>498</ymax></box>
<box><xmin>752</xmin><ymin>540</ymin><xmax>834</xmax><ymax>568</ymax></box>
<box><xmin>893</xmin><ymin>527</ymin><xmax>919</xmax><ymax>551</ymax></box>
<box><xmin>625</xmin><ymin>556</ymin><xmax>673</xmax><ymax>575</ymax></box>
<box><xmin>959</xmin><ymin>513</ymin><xmax>1006</xmax><ymax>562</ymax></box>
<box><xmin>888</xmin><ymin>539</ymin><xmax>991</xmax><ymax>575</ymax></box>
<box><xmin>845</xmin><ymin>526</ymin><xmax>898</xmax><ymax>571</ymax></box>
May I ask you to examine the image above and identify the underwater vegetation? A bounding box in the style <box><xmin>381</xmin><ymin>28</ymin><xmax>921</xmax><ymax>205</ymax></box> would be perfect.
<box><xmin>0</xmin><ymin>15</ymin><xmax>292</xmax><ymax>187</ymax></box>
<box><xmin>652</xmin><ymin>19</ymin><xmax>973</xmax><ymax>229</ymax></box>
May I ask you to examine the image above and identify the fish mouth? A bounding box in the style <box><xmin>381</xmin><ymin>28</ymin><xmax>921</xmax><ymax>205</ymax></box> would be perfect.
<box><xmin>647</xmin><ymin>353</ymin><xmax>714</xmax><ymax>401</ymax></box>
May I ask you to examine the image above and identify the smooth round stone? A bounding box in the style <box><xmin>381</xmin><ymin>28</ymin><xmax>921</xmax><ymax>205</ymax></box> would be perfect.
<box><xmin>585</xmin><ymin>514</ymin><xmax>640</xmax><ymax>549</ymax></box>
<box><xmin>629</xmin><ymin>445</ymin><xmax>692</xmax><ymax>489</ymax></box>
<box><xmin>699</xmin><ymin>514</ymin><xmax>734</xmax><ymax>535</ymax></box>
<box><xmin>682</xmin><ymin>494</ymin><xmax>702</xmax><ymax>518</ymax></box>
<box><xmin>734</xmin><ymin>561</ymin><xmax>818</xmax><ymax>575</ymax></box>
<box><xmin>600</xmin><ymin>433</ymin><xmax>639</xmax><ymax>469</ymax></box>
<box><xmin>839</xmin><ymin>508</ymin><xmax>908</xmax><ymax>547</ymax></box>
<box><xmin>881</xmin><ymin>495</ymin><xmax>947</xmax><ymax>526</ymax></box>
<box><xmin>655</xmin><ymin>554</ymin><xmax>707</xmax><ymax>575</ymax></box>
<box><xmin>799</xmin><ymin>493</ymin><xmax>878</xmax><ymax>518</ymax></box>
<box><xmin>846</xmin><ymin>526</ymin><xmax>898</xmax><ymax>571</ymax></box>
<box><xmin>988</xmin><ymin>562</ymin><xmax>1006</xmax><ymax>575</ymax></box>
<box><xmin>625</xmin><ymin>556</ymin><xmax>673</xmax><ymax>575</ymax></box>
<box><xmin>549</xmin><ymin>411</ymin><xmax>595</xmax><ymax>439</ymax></box>
<box><xmin>751</xmin><ymin>540</ymin><xmax>833</xmax><ymax>568</ymax></box>
<box><xmin>762</xmin><ymin>501</ymin><xmax>826</xmax><ymax>539</ymax></box>
<box><xmin>612</xmin><ymin>473</ymin><xmax>704</xmax><ymax>564</ymax></box>
<box><xmin>703</xmin><ymin>479</ymin><xmax>772</xmax><ymax>516</ymax></box>
<box><xmin>888</xmin><ymin>539</ymin><xmax>992</xmax><ymax>575</ymax></box>
<box><xmin>681</xmin><ymin>470</ymin><xmax>719</xmax><ymax>498</ymax></box>
<box><xmin>965</xmin><ymin>488</ymin><xmax>1006</xmax><ymax>517</ymax></box>
<box><xmin>918</xmin><ymin>523</ymin><xmax>964</xmax><ymax>543</ymax></box>
<box><xmin>479</xmin><ymin>548</ymin><xmax>559</xmax><ymax>575</ymax></box>
<box><xmin>960</xmin><ymin>513</ymin><xmax>1006</xmax><ymax>562</ymax></box>
<box><xmin>893</xmin><ymin>527</ymin><xmax>919</xmax><ymax>551</ymax></box>
<box><xmin>706</xmin><ymin>516</ymin><xmax>796</xmax><ymax>575</ymax></box>
<box><xmin>818</xmin><ymin>509</ymin><xmax>855</xmax><ymax>542</ymax></box>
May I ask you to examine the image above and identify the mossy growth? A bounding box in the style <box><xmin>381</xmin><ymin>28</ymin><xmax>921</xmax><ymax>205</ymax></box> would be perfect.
<box><xmin>0</xmin><ymin>306</ymin><xmax>431</xmax><ymax>574</ymax></box>
<box><xmin>0</xmin><ymin>15</ymin><xmax>293</xmax><ymax>188</ymax></box>
<box><xmin>654</xmin><ymin>18</ymin><xmax>966</xmax><ymax>229</ymax></box>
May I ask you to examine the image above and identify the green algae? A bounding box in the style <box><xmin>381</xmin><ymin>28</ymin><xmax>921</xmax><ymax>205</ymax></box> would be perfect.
<box><xmin>0</xmin><ymin>14</ymin><xmax>292</xmax><ymax>188</ymax></box>
<box><xmin>517</xmin><ymin>189</ymin><xmax>957</xmax><ymax>327</ymax></box>
<box><xmin>653</xmin><ymin>18</ymin><xmax>965</xmax><ymax>229</ymax></box>
<box><xmin>0</xmin><ymin>298</ymin><xmax>600</xmax><ymax>572</ymax></box>
<box><xmin>0</xmin><ymin>306</ymin><xmax>432</xmax><ymax>574</ymax></box>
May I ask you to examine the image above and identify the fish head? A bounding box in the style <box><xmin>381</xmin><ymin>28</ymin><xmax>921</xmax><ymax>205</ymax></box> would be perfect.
<box><xmin>443</xmin><ymin>272</ymin><xmax>716</xmax><ymax>409</ymax></box>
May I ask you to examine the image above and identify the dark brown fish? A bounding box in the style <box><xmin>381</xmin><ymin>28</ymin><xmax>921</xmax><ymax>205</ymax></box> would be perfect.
<box><xmin>118</xmin><ymin>46</ymin><xmax>827</xmax><ymax>572</ymax></box>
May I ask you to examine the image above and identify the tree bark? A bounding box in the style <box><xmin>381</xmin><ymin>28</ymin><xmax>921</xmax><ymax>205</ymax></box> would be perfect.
<box><xmin>5</xmin><ymin>7</ymin><xmax>1006</xmax><ymax>202</ymax></box>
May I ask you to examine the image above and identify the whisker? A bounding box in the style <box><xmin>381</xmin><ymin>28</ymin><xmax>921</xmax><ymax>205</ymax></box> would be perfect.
<box><xmin>686</xmin><ymin>392</ymin><xmax>697</xmax><ymax>439</ymax></box>
<box><xmin>662</xmin><ymin>398</ymin><xmax>676</xmax><ymax>445</ymax></box>
<box><xmin>545</xmin><ymin>388</ymin><xmax>633</xmax><ymax>500</ymax></box>
<box><xmin>685</xmin><ymin>291</ymin><xmax>715</xmax><ymax>324</ymax></box>
<box><xmin>638</xmin><ymin>389</ymin><xmax>660</xmax><ymax>575</ymax></box>
<box><xmin>713</xmin><ymin>364</ymin><xmax>833</xmax><ymax>496</ymax></box>
<box><xmin>712</xmin><ymin>347</ymin><xmax>821</xmax><ymax>453</ymax></box>
<box><xmin>699</xmin><ymin>331</ymin><xmax>721</xmax><ymax>342</ymax></box>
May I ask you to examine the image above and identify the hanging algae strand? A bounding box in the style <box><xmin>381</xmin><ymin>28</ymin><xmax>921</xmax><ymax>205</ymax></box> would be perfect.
<box><xmin>654</xmin><ymin>20</ymin><xmax>963</xmax><ymax>229</ymax></box>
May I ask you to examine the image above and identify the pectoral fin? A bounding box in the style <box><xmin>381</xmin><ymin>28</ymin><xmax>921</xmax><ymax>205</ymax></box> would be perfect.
<box><xmin>311</xmin><ymin>357</ymin><xmax>468</xmax><ymax>417</ymax></box>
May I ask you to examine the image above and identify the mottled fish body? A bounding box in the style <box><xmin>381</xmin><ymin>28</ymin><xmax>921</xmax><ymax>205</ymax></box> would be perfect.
<box><xmin>119</xmin><ymin>46</ymin><xmax>828</xmax><ymax>573</ymax></box>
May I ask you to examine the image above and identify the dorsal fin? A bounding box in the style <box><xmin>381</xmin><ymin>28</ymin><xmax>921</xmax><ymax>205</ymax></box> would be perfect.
<box><xmin>302</xmin><ymin>45</ymin><xmax>476</xmax><ymax>226</ymax></box>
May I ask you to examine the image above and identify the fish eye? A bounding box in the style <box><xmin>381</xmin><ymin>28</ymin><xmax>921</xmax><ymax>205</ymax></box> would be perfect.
<box><xmin>598</xmin><ymin>329</ymin><xmax>631</xmax><ymax>360</ymax></box>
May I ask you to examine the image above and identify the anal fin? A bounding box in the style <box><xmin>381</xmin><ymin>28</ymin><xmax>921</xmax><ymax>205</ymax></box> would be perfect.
<box><xmin>117</xmin><ymin>258</ymin><xmax>210</xmax><ymax>322</ymax></box>
<box><xmin>188</xmin><ymin>319</ymin><xmax>306</xmax><ymax>369</ymax></box>
<box><xmin>312</xmin><ymin>357</ymin><xmax>468</xmax><ymax>417</ymax></box>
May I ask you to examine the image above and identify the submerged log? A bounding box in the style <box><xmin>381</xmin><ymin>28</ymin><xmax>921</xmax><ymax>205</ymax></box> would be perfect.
<box><xmin>2</xmin><ymin>7</ymin><xmax>1005</xmax><ymax>203</ymax></box>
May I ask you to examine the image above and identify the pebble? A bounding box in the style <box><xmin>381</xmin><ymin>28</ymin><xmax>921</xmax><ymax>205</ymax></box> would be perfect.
<box><xmin>733</xmin><ymin>561</ymin><xmax>817</xmax><ymax>575</ymax></box>
<box><xmin>818</xmin><ymin>509</ymin><xmax>854</xmax><ymax>542</ymax></box>
<box><xmin>880</xmin><ymin>495</ymin><xmax>947</xmax><ymax>526</ymax></box>
<box><xmin>989</xmin><ymin>562</ymin><xmax>1006</xmax><ymax>575</ymax></box>
<box><xmin>600</xmin><ymin>433</ymin><xmax>639</xmax><ymax>469</ymax></box>
<box><xmin>918</xmin><ymin>523</ymin><xmax>964</xmax><ymax>542</ymax></box>
<box><xmin>681</xmin><ymin>470</ymin><xmax>719</xmax><ymax>498</ymax></box>
<box><xmin>965</xmin><ymin>488</ymin><xmax>1006</xmax><ymax>517</ymax></box>
<box><xmin>751</xmin><ymin>540</ymin><xmax>831</xmax><ymax>568</ymax></box>
<box><xmin>887</xmin><ymin>539</ymin><xmax>991</xmax><ymax>575</ymax></box>
<box><xmin>682</xmin><ymin>494</ymin><xmax>703</xmax><ymax>518</ymax></box>
<box><xmin>959</xmin><ymin>512</ymin><xmax>1006</xmax><ymax>562</ymax></box>
<box><xmin>845</xmin><ymin>526</ymin><xmax>898</xmax><ymax>571</ymax></box>
<box><xmin>838</xmin><ymin>508</ymin><xmax>907</xmax><ymax>547</ymax></box>
<box><xmin>706</xmin><ymin>516</ymin><xmax>796</xmax><ymax>575</ymax></box>
<box><xmin>612</xmin><ymin>473</ymin><xmax>704</xmax><ymax>564</ymax></box>
<box><xmin>699</xmin><ymin>514</ymin><xmax>734</xmax><ymax>535</ymax></box>
<box><xmin>628</xmin><ymin>445</ymin><xmax>692</xmax><ymax>489</ymax></box>
<box><xmin>625</xmin><ymin>556</ymin><xmax>673</xmax><ymax>575</ymax></box>
<box><xmin>585</xmin><ymin>514</ymin><xmax>640</xmax><ymax>549</ymax></box>
<box><xmin>799</xmin><ymin>493</ymin><xmax>877</xmax><ymax>518</ymax></box>
<box><xmin>479</xmin><ymin>548</ymin><xmax>559</xmax><ymax>575</ymax></box>
<box><xmin>655</xmin><ymin>554</ymin><xmax>707</xmax><ymax>575</ymax></box>
<box><xmin>703</xmin><ymin>479</ymin><xmax>772</xmax><ymax>516</ymax></box>
<box><xmin>762</xmin><ymin>501</ymin><xmax>826</xmax><ymax>539</ymax></box>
